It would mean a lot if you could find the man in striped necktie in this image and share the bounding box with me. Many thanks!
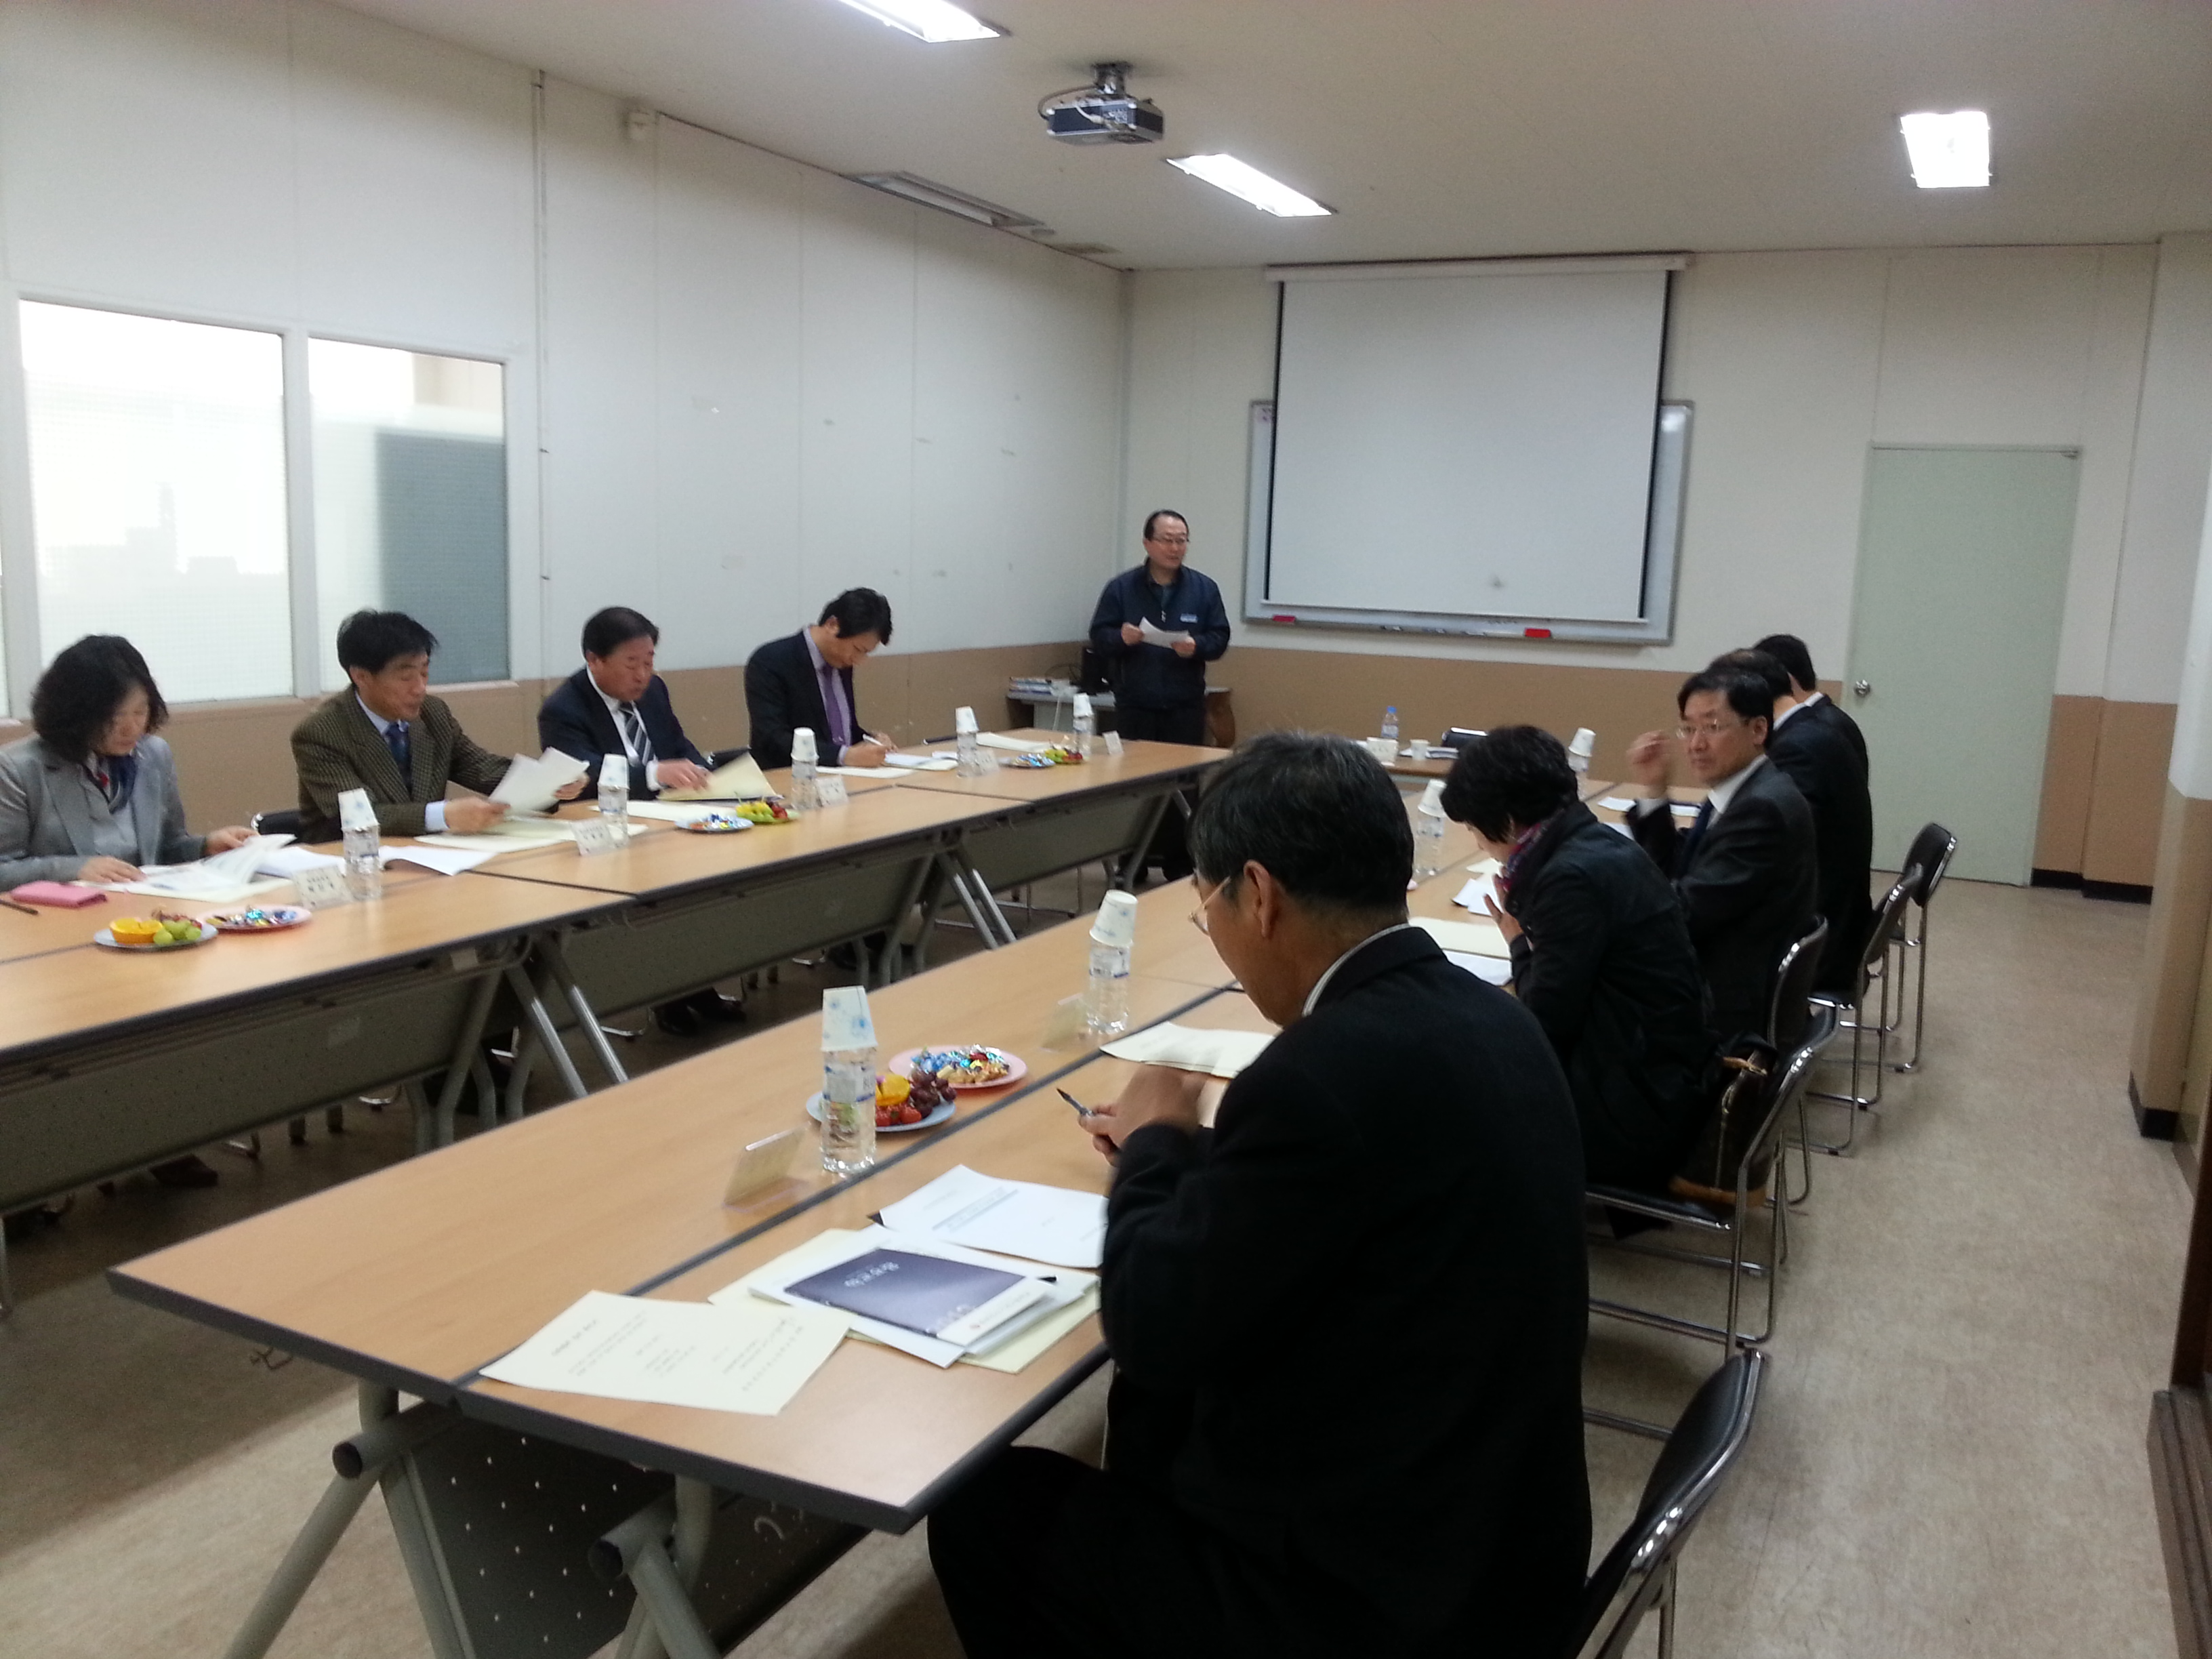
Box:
[537,607,716,802]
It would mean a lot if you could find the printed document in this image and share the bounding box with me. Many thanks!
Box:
[1452,874,1501,914]
[491,749,591,813]
[1101,1022,1276,1080]
[659,752,773,802]
[1446,949,1515,987]
[1138,619,1193,649]
[877,1166,1107,1269]
[1412,916,1511,960]
[479,1290,843,1416]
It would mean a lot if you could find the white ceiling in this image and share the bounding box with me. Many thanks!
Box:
[333,0,2212,269]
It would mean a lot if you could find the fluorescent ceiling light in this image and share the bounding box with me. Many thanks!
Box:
[1900,110,1990,188]
[846,172,1041,228]
[1166,154,1331,218]
[827,0,1001,43]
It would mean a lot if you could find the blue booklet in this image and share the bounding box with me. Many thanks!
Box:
[785,1249,1028,1341]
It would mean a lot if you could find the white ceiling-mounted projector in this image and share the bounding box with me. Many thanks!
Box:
[1039,63,1164,144]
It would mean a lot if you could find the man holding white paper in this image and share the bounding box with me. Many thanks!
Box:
[292,611,585,842]
[1084,510,1229,749]
[930,734,1591,1659]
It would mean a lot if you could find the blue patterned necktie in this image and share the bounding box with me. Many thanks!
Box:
[386,720,411,784]
[1679,798,1715,865]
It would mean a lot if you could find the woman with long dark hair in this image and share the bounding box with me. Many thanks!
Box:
[0,636,251,1189]
[0,634,251,888]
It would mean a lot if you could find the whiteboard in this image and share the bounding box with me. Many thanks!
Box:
[1250,264,1686,643]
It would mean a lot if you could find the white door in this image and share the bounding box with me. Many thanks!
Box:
[1844,447,2078,885]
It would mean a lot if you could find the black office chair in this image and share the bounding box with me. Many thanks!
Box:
[1565,1350,1766,1659]
[250,808,304,838]
[1766,919,1833,1202]
[1803,867,1921,1155]
[1437,726,1486,754]
[1889,823,1959,1074]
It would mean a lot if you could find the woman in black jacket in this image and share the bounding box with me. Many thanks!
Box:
[1443,726,1715,1195]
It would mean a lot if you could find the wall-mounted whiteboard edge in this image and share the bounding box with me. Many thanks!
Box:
[1264,253,1691,283]
[1242,401,1692,646]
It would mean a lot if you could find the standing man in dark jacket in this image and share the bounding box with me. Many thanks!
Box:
[1086,510,1230,745]
[1626,666,1819,1044]
[1754,632,1868,768]
[930,734,1590,1659]
[1719,647,1875,992]
[1443,726,1714,1195]
[537,607,714,800]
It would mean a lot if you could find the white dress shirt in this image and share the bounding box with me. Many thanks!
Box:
[1301,922,1421,1017]
[593,682,671,792]
[1771,689,1825,733]
[1632,752,1767,827]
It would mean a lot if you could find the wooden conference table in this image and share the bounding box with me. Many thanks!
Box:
[0,738,1223,1313]
[110,881,1264,1659]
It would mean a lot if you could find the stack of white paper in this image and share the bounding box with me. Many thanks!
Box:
[819,765,909,779]
[1452,874,1501,914]
[1446,950,1515,987]
[421,819,577,853]
[1413,916,1512,960]
[383,842,500,876]
[659,753,773,802]
[886,754,960,771]
[1137,619,1193,649]
[878,1166,1107,1268]
[1099,1023,1277,1080]
[723,1223,1094,1370]
[491,749,592,813]
[977,733,1053,754]
[479,1290,845,1415]
[114,834,298,902]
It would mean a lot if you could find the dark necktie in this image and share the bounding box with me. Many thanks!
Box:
[1679,798,1715,865]
[386,721,411,785]
[618,702,655,766]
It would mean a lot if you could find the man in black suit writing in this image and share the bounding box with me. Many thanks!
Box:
[537,607,714,799]
[930,733,1591,1659]
[743,588,894,770]
[1627,667,1818,1044]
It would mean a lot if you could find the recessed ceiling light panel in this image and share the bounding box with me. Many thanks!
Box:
[1167,154,1332,218]
[827,0,1001,44]
[1900,110,1990,188]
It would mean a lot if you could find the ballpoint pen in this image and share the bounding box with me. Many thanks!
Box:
[1056,1088,1094,1120]
[1,897,37,917]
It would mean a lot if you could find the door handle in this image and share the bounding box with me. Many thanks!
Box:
[1851,680,1872,699]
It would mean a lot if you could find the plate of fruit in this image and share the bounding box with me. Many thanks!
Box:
[726,798,794,825]
[888,1044,1026,1092]
[677,810,756,834]
[206,905,312,933]
[98,911,218,951]
[805,1069,956,1134]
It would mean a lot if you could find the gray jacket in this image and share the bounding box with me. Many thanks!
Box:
[0,733,205,886]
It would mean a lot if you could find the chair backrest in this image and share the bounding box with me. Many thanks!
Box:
[251,808,304,838]
[1766,917,1828,1050]
[1565,1349,1767,1658]
[1438,726,1486,753]
[1902,822,1957,909]
[1849,867,1921,999]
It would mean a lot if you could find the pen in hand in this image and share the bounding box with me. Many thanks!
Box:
[1,897,37,917]
[1057,1088,1094,1121]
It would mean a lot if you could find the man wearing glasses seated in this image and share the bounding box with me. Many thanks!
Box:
[1624,665,1818,1046]
[929,733,1592,1659]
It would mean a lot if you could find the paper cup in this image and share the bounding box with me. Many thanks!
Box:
[1364,737,1397,763]
[1090,890,1139,947]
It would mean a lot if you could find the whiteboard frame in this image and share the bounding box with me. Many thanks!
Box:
[1242,399,1692,645]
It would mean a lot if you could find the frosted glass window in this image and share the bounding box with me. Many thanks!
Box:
[310,341,507,689]
[20,302,291,702]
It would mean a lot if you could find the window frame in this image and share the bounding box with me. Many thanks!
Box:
[0,285,520,717]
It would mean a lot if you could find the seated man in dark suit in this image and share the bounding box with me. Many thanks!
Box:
[1626,666,1818,1044]
[1755,631,1868,767]
[1717,647,1875,993]
[1443,725,1714,1196]
[743,588,893,770]
[930,733,1591,1659]
[537,607,714,799]
[292,610,582,843]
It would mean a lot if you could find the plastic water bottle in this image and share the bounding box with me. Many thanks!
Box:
[1415,779,1448,878]
[1086,890,1138,1037]
[819,985,878,1175]
[338,787,382,902]
[1071,693,1097,760]
[955,705,987,778]
[790,726,820,813]
[1382,705,1400,747]
[597,753,630,839]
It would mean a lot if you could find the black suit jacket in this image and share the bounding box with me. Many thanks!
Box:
[1101,928,1590,1657]
[1767,705,1874,990]
[535,668,708,800]
[1631,759,1818,1044]
[1504,803,1715,1194]
[1807,693,1868,769]
[744,632,857,771]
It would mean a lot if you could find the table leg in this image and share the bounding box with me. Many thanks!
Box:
[219,1385,460,1659]
[430,968,505,1147]
[504,962,592,1102]
[961,857,1020,946]
[937,854,1002,951]
[538,935,631,1088]
[1111,792,1176,891]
